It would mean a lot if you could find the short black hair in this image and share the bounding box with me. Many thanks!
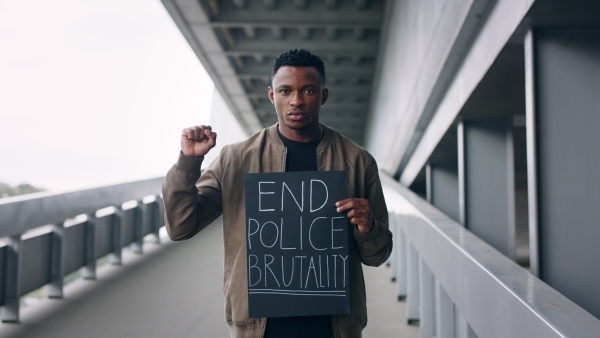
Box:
[272,49,326,84]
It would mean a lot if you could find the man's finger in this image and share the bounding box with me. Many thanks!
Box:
[350,217,368,226]
[206,130,217,147]
[187,127,198,140]
[185,128,195,140]
[347,209,369,219]
[336,199,368,213]
[336,198,368,207]
[182,125,213,141]
[200,125,213,140]
[195,126,206,141]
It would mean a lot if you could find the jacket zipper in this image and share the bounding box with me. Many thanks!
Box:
[316,147,320,171]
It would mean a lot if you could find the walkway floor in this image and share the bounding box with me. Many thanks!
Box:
[0,219,418,337]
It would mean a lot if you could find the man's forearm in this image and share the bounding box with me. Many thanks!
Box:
[162,157,204,241]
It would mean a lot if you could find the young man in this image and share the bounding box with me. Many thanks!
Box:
[162,49,392,338]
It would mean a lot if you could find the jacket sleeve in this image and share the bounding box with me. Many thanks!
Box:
[353,161,393,267]
[161,148,226,241]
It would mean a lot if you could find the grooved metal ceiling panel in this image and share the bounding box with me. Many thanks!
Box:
[161,0,387,145]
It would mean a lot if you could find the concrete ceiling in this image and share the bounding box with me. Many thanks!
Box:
[161,0,387,145]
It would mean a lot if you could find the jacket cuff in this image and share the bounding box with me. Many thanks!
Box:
[354,218,383,243]
[175,152,204,175]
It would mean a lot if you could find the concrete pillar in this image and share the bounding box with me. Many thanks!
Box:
[458,119,516,260]
[426,163,460,223]
[525,27,600,318]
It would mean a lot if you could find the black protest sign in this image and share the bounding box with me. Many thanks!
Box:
[244,171,349,318]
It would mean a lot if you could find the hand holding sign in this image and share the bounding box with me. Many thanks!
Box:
[181,125,217,158]
[336,198,373,233]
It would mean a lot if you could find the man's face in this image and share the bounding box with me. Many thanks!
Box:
[268,66,328,136]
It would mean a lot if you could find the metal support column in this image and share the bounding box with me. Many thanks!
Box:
[426,164,433,203]
[457,122,466,227]
[524,29,540,276]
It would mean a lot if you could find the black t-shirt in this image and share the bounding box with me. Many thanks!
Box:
[263,130,333,338]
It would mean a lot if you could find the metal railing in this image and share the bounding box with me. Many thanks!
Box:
[0,177,164,322]
[381,173,600,338]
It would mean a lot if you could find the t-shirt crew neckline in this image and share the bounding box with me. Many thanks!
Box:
[277,128,322,148]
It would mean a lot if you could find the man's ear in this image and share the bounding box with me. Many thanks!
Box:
[321,88,329,105]
[268,86,274,104]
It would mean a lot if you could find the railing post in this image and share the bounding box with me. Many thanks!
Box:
[152,195,163,243]
[388,213,397,282]
[48,223,65,298]
[110,208,122,265]
[435,280,455,338]
[83,214,97,279]
[396,226,407,301]
[419,259,434,337]
[1,234,22,322]
[132,200,143,254]
[406,242,420,325]
[142,196,153,245]
[455,308,477,338]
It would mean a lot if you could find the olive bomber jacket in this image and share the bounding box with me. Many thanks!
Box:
[162,123,393,338]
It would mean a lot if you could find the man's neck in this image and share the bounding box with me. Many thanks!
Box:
[278,124,322,142]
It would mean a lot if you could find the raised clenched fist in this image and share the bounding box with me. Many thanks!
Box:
[181,125,217,158]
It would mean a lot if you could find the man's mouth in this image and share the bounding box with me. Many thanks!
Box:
[288,111,306,121]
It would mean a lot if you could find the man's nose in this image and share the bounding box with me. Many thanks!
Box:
[290,92,303,106]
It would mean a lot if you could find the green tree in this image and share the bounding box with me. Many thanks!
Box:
[0,182,45,198]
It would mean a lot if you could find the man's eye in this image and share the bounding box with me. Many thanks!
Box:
[279,89,289,94]
[305,89,315,94]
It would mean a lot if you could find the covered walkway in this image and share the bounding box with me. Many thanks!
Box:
[0,218,418,338]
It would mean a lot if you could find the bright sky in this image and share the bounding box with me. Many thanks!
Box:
[0,0,214,192]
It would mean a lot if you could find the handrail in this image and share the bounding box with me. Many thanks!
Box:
[0,177,165,323]
[381,173,600,338]
[0,177,164,238]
